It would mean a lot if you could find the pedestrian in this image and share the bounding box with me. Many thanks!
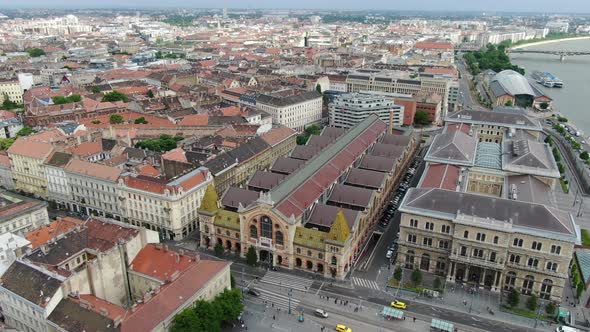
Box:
[403,316,406,320]
[273,315,275,320]
[272,303,274,308]
[413,317,416,323]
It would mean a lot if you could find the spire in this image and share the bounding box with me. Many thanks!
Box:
[328,210,350,243]
[199,184,219,213]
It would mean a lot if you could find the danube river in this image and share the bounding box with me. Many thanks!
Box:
[510,38,590,134]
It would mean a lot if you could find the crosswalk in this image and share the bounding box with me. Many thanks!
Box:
[352,277,380,290]
[259,271,314,293]
[255,287,301,312]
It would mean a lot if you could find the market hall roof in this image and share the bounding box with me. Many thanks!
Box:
[270,115,387,219]
[424,129,478,166]
[445,107,541,131]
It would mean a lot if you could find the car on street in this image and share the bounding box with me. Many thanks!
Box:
[390,300,407,309]
[247,288,261,297]
[336,324,352,332]
[315,309,329,318]
[386,249,393,259]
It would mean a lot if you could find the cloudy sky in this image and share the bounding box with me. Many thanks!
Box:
[1,0,589,13]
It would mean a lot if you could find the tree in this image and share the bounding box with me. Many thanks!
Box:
[190,300,222,332]
[414,111,431,126]
[16,126,35,137]
[504,100,513,107]
[246,246,257,266]
[410,269,422,287]
[507,288,520,308]
[316,84,322,94]
[1,97,21,110]
[552,148,561,162]
[214,289,244,323]
[102,90,128,102]
[26,48,45,57]
[540,102,549,110]
[90,86,101,94]
[433,277,442,291]
[134,116,148,124]
[545,302,556,316]
[214,242,224,258]
[52,94,81,105]
[576,282,585,299]
[171,307,202,332]
[91,120,101,124]
[0,138,15,150]
[557,162,565,174]
[147,89,154,98]
[544,136,553,145]
[526,294,538,312]
[109,114,124,124]
[393,266,403,282]
[230,274,236,288]
[580,151,589,161]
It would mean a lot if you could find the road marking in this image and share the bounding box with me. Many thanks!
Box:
[315,282,324,295]
[471,317,482,322]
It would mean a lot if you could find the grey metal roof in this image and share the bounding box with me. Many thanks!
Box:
[425,130,477,166]
[575,249,590,284]
[257,91,322,107]
[446,108,541,131]
[491,70,535,97]
[327,184,374,210]
[502,139,560,178]
[345,168,387,190]
[221,187,259,210]
[400,188,577,238]
[505,174,552,206]
[306,203,360,230]
[1,261,63,307]
[475,142,502,169]
[247,171,286,191]
[270,157,306,175]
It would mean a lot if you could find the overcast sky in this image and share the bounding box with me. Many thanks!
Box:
[1,0,590,13]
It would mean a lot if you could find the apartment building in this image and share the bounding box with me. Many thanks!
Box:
[199,116,417,280]
[397,188,577,303]
[0,191,48,236]
[119,167,212,240]
[346,70,452,116]
[0,80,23,104]
[65,159,122,220]
[256,91,322,131]
[44,152,73,209]
[329,93,404,129]
[8,139,55,198]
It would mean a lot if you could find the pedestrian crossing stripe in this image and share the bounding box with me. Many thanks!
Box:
[259,271,314,293]
[352,277,380,290]
[255,287,300,312]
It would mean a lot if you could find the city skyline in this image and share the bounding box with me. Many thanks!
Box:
[1,0,590,13]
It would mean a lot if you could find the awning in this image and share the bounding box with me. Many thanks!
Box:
[431,318,454,332]
[381,306,404,319]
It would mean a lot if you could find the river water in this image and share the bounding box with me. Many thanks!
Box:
[510,38,590,134]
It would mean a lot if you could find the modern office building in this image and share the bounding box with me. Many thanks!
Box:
[256,91,322,131]
[329,93,404,129]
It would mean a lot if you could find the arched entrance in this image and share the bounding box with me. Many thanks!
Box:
[317,263,324,273]
[330,268,337,278]
[204,237,211,248]
[259,250,273,267]
[420,254,430,271]
[469,266,482,284]
[484,273,494,289]
[235,243,241,254]
[277,255,283,265]
[306,261,313,270]
[296,258,302,268]
[225,240,232,250]
[455,268,465,281]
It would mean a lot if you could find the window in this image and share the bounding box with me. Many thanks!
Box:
[275,231,284,246]
[331,256,337,265]
[493,236,499,244]
[509,254,521,264]
[527,258,539,268]
[504,271,517,290]
[441,225,450,234]
[261,216,272,238]
[463,230,469,239]
[438,240,449,249]
[405,250,415,269]
[490,252,497,262]
[550,245,561,254]
[425,222,434,231]
[410,219,418,228]
[540,279,553,300]
[407,234,417,243]
[318,253,323,259]
[307,250,312,257]
[476,233,486,242]
[422,237,432,246]
[249,225,258,239]
[472,248,484,258]
[546,262,558,272]
[522,275,534,295]
[532,241,542,251]
[296,248,301,254]
[513,238,523,247]
[460,246,467,256]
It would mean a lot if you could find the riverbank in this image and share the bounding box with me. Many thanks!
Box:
[511,36,590,49]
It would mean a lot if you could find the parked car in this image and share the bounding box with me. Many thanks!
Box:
[314,309,329,318]
[386,250,393,259]
[248,288,261,297]
[390,300,407,309]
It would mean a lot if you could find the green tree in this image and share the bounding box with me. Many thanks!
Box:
[507,288,520,308]
[557,162,565,174]
[544,136,553,145]
[109,114,124,124]
[580,151,589,161]
[558,116,568,123]
[526,294,538,312]
[552,148,561,162]
[246,246,257,266]
[214,242,224,258]
[230,274,236,288]
[540,102,549,110]
[26,48,45,57]
[155,51,163,59]
[504,100,513,107]
[91,120,101,124]
[102,90,128,102]
[134,116,148,124]
[16,126,36,137]
[171,307,201,332]
[410,269,422,287]
[147,89,154,98]
[1,96,22,110]
[545,302,556,316]
[576,282,585,299]
[214,288,244,323]
[0,138,15,150]
[90,86,101,94]
[414,111,431,126]
[433,277,442,291]
[393,266,403,282]
[52,96,68,105]
[316,84,322,94]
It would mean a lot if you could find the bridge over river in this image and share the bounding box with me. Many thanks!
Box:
[508,48,590,61]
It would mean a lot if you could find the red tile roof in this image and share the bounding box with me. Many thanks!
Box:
[25,217,85,248]
[130,244,195,281]
[65,159,122,182]
[137,164,160,177]
[178,114,209,126]
[420,164,461,191]
[68,141,103,157]
[161,148,187,163]
[73,294,127,321]
[415,42,453,50]
[260,127,296,147]
[121,260,229,332]
[7,138,54,159]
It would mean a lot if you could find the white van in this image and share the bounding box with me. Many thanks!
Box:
[556,326,580,332]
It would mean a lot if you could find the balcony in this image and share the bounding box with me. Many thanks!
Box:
[450,252,504,270]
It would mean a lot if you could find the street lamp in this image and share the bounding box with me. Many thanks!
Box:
[288,288,293,314]
[534,300,544,328]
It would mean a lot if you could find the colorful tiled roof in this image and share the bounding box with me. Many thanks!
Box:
[328,210,350,243]
[294,227,326,250]
[199,184,219,213]
[214,210,240,230]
